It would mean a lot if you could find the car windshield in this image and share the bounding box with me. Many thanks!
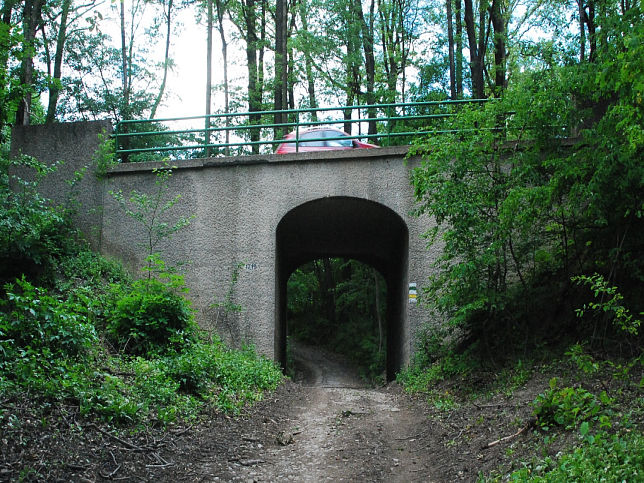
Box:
[294,129,353,148]
[297,130,327,147]
[323,130,353,147]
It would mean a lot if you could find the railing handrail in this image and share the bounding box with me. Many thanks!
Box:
[113,99,493,159]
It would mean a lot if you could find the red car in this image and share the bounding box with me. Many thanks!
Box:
[275,127,378,154]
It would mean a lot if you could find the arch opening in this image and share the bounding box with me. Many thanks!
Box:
[275,196,409,381]
[286,258,388,384]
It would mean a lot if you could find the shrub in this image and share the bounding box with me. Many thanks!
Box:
[106,277,196,355]
[507,430,643,481]
[0,156,74,283]
[532,378,614,431]
[0,277,97,364]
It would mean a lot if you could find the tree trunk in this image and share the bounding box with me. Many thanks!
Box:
[321,258,336,327]
[578,0,586,61]
[16,0,44,125]
[463,0,485,98]
[455,0,463,96]
[0,2,14,134]
[46,0,71,123]
[344,24,360,135]
[242,0,261,153]
[489,0,506,96]
[299,0,318,121]
[205,0,213,155]
[274,0,288,138]
[373,268,383,353]
[447,0,456,99]
[354,0,376,135]
[150,0,174,119]
[215,0,230,154]
[119,0,130,120]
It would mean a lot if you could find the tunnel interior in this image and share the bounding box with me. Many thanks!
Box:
[275,196,409,381]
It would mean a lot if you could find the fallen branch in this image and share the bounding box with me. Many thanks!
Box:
[99,464,121,479]
[146,463,175,468]
[482,419,535,449]
[88,424,142,451]
[473,402,508,409]
[229,458,265,466]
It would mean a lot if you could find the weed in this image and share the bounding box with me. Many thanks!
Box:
[532,378,614,431]
[505,430,643,481]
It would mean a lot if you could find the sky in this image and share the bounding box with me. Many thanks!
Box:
[96,2,240,120]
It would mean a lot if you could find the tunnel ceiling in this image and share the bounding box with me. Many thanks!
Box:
[276,196,408,278]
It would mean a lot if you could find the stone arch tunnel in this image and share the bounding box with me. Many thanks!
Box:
[275,197,409,380]
[11,121,441,377]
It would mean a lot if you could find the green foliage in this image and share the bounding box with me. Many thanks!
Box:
[506,430,643,482]
[565,344,600,375]
[287,258,387,383]
[78,341,282,423]
[106,275,195,356]
[532,378,614,431]
[0,263,282,425]
[92,131,118,179]
[0,277,97,364]
[0,155,73,283]
[0,150,281,433]
[397,348,475,394]
[573,273,642,336]
[409,7,644,357]
[110,160,194,272]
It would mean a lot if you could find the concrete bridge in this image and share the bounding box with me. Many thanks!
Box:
[11,121,438,379]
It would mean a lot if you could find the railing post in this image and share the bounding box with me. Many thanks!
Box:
[205,114,211,157]
[295,111,300,153]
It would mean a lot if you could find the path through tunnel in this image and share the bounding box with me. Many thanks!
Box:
[275,197,409,381]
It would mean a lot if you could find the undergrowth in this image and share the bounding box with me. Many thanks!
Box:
[399,332,643,481]
[0,155,283,433]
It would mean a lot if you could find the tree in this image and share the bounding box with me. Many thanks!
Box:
[15,0,44,125]
[273,0,287,136]
[295,0,318,120]
[410,1,643,354]
[149,0,176,118]
[378,0,418,103]
[205,0,213,154]
[45,0,71,122]
[230,0,268,153]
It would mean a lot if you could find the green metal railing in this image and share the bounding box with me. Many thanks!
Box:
[113,99,489,161]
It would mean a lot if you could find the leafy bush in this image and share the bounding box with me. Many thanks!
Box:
[397,349,475,394]
[507,430,643,481]
[76,342,282,423]
[532,378,613,431]
[409,12,644,359]
[0,153,282,430]
[0,277,97,363]
[106,276,196,355]
[0,156,74,283]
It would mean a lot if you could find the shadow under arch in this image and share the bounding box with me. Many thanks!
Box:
[275,196,409,381]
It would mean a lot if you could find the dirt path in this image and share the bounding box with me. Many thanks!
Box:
[217,343,435,482]
[3,342,548,481]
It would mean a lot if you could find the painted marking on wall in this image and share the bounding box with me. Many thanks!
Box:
[244,263,259,271]
[409,282,417,303]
